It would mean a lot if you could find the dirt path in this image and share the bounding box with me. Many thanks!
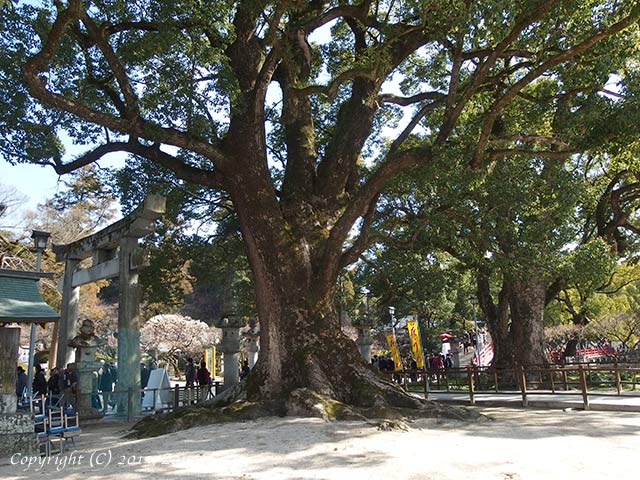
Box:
[1,407,639,479]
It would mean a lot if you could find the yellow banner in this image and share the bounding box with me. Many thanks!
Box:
[406,319,425,368]
[205,347,216,378]
[385,333,402,371]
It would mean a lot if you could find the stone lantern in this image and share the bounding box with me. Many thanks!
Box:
[68,319,104,419]
[352,300,374,363]
[214,295,247,389]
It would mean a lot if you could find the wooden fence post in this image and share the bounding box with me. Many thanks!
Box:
[614,360,622,396]
[467,367,475,405]
[578,365,590,410]
[423,369,429,400]
[519,366,528,407]
[174,384,180,411]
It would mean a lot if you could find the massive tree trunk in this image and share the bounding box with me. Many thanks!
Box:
[477,272,513,369]
[225,161,415,409]
[508,278,548,367]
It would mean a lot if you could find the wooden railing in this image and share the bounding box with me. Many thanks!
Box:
[382,362,640,410]
[71,382,224,420]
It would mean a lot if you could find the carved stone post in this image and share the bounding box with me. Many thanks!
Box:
[0,327,35,457]
[0,328,19,415]
[68,319,104,419]
[353,301,374,363]
[245,317,260,369]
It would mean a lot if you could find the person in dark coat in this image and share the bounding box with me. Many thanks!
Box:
[185,358,196,387]
[240,361,250,380]
[197,360,210,386]
[197,360,211,400]
[16,366,28,399]
[32,364,48,396]
[47,367,62,396]
[98,363,114,413]
[140,362,151,389]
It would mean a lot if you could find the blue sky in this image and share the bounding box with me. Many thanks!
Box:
[0,161,64,219]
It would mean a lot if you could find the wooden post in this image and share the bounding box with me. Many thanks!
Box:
[579,365,590,410]
[614,360,621,396]
[493,370,499,393]
[562,369,568,390]
[423,369,428,400]
[174,384,180,411]
[467,367,475,405]
[519,366,528,407]
[538,368,543,389]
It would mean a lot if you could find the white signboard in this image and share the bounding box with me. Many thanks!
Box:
[141,368,171,410]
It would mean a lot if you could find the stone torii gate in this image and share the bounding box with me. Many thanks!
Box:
[53,195,165,416]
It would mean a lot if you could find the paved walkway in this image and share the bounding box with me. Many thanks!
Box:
[423,390,640,412]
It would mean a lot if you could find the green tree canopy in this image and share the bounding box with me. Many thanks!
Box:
[2,1,639,411]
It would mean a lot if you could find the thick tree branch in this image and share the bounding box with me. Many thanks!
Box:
[388,102,440,155]
[79,12,140,122]
[48,141,225,190]
[22,0,228,171]
[490,135,570,148]
[471,6,640,167]
[339,194,380,268]
[378,91,445,106]
[437,0,559,144]
[297,68,378,99]
[320,146,432,285]
[488,149,574,161]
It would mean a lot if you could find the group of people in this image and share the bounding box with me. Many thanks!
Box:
[371,355,397,371]
[15,364,78,402]
[96,361,118,413]
[371,352,454,372]
[184,357,211,387]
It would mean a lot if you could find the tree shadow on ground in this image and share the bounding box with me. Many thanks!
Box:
[1,406,639,479]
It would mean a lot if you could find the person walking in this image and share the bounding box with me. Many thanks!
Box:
[197,360,211,400]
[98,362,114,414]
[32,364,47,397]
[15,366,27,400]
[185,357,196,388]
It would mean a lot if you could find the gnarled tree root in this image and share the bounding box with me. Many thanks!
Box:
[128,382,485,439]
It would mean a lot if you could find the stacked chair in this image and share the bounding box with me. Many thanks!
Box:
[30,394,81,456]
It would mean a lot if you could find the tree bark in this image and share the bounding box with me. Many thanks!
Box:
[477,272,513,368]
[508,278,548,366]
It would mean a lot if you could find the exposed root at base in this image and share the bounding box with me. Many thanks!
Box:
[128,385,485,439]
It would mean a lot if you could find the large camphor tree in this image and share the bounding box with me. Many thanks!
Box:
[2,1,639,410]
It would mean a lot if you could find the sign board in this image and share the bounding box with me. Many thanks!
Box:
[142,368,171,410]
